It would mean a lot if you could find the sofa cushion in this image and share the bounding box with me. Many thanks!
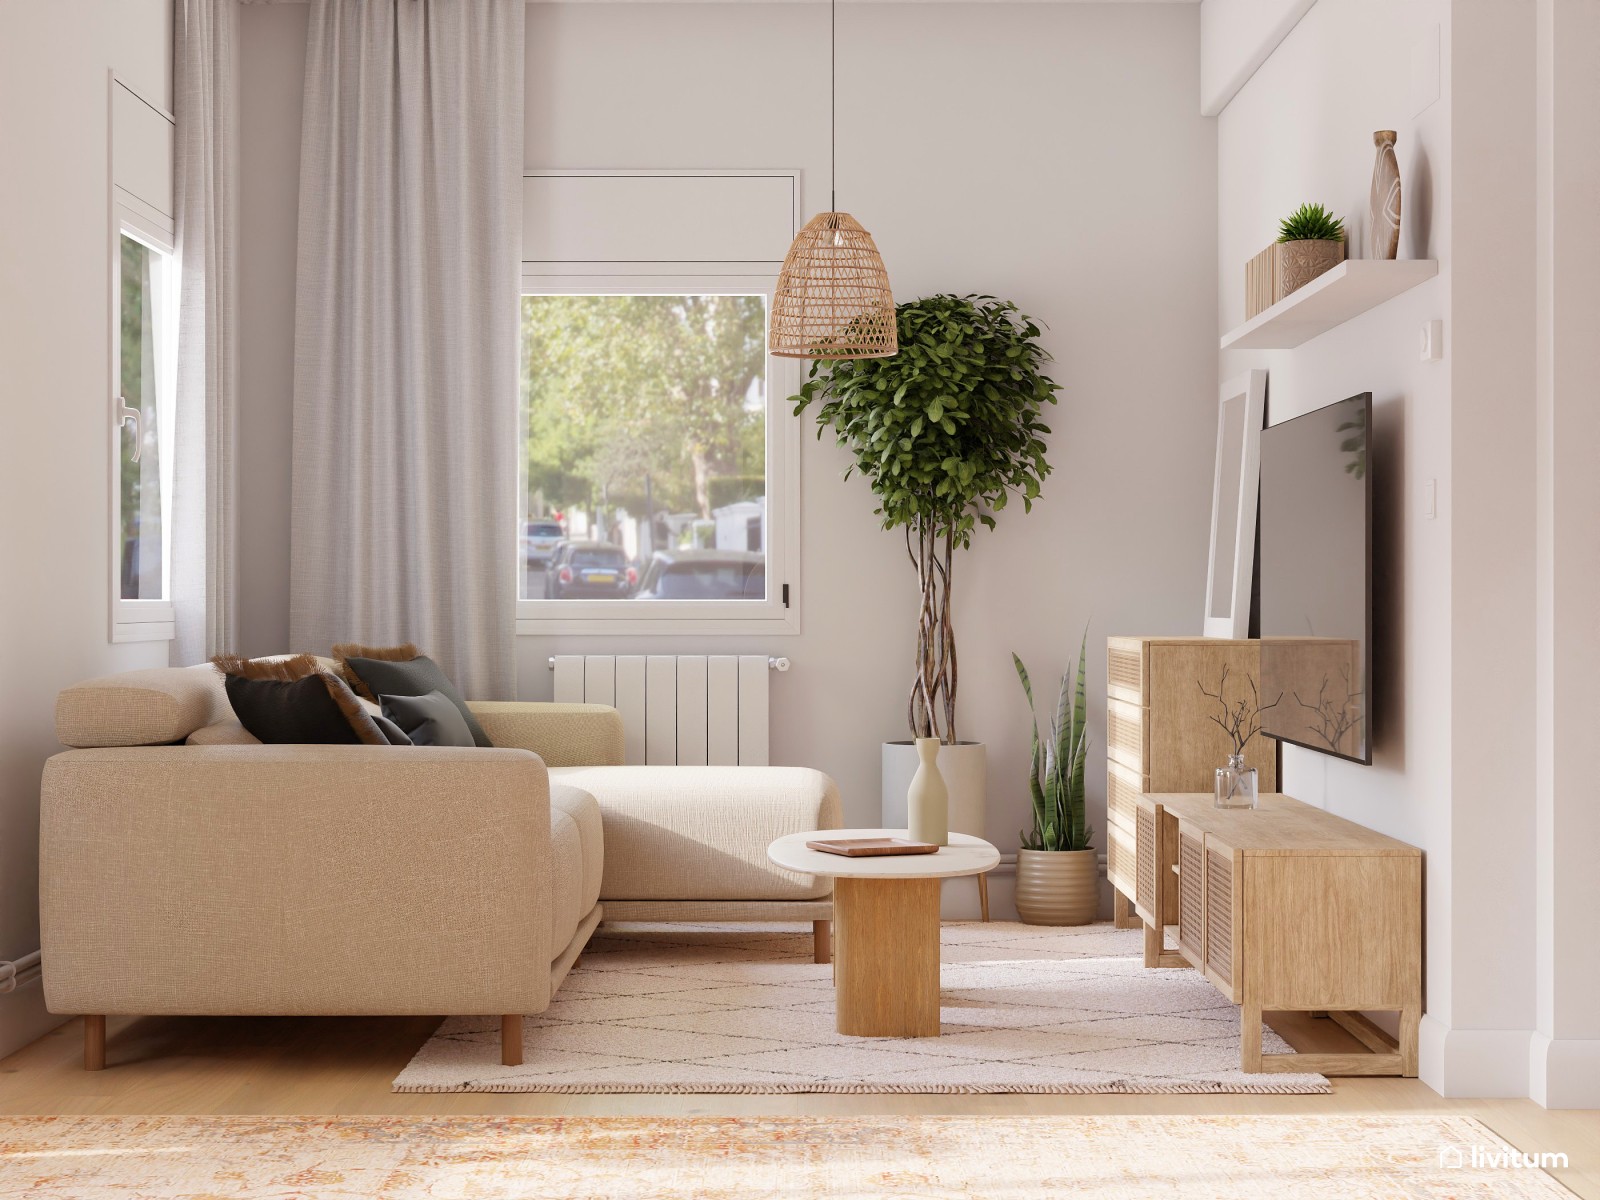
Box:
[549,766,841,903]
[56,665,229,748]
[186,719,262,746]
[550,784,601,915]
[548,784,604,955]
[466,702,624,767]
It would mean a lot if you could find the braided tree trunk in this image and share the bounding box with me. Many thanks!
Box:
[906,518,957,744]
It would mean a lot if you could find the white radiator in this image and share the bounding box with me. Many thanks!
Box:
[549,655,787,766]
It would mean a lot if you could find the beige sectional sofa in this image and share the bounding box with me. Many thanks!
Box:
[42,662,840,1069]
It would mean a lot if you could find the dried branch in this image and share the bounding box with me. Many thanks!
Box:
[1196,666,1281,755]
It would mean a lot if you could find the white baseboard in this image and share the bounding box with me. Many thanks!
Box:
[1420,1015,1535,1097]
[1529,1032,1600,1108]
[0,976,67,1062]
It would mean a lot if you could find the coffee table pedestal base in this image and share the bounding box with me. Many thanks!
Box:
[833,875,941,1037]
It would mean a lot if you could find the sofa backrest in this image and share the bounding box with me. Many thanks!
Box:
[54,654,337,748]
[56,665,231,748]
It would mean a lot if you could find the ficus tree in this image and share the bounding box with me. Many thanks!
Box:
[792,294,1060,744]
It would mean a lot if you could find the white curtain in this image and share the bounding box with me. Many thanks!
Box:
[289,0,523,700]
[171,0,239,665]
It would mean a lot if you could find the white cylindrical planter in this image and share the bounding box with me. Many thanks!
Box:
[883,741,986,837]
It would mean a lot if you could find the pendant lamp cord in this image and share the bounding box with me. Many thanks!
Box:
[830,0,836,213]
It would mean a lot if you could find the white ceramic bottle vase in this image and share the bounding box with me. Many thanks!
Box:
[906,737,949,846]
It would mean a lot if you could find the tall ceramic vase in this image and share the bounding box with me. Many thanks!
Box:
[1369,130,1402,259]
[906,737,949,846]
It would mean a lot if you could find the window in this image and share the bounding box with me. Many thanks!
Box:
[516,285,797,633]
[111,218,176,640]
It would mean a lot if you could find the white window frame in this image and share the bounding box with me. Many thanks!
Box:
[108,72,177,644]
[109,204,178,643]
[518,170,806,643]
[514,169,802,637]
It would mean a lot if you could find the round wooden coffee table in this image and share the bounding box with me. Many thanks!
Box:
[768,828,1000,1038]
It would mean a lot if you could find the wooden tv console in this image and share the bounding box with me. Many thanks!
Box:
[1134,791,1421,1076]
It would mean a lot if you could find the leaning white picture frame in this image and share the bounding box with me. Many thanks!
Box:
[1203,369,1268,639]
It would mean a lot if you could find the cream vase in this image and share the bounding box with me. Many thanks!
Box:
[1014,848,1098,925]
[882,741,986,840]
[905,737,949,846]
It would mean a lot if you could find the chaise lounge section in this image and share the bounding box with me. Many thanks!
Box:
[41,663,840,1069]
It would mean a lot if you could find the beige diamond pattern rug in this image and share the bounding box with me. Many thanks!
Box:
[393,922,1331,1094]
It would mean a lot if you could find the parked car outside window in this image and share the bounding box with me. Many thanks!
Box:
[521,520,566,567]
[634,550,764,600]
[544,541,637,599]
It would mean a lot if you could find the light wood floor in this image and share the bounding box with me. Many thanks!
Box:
[0,1010,1594,1195]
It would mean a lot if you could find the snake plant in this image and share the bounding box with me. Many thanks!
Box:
[1014,629,1093,852]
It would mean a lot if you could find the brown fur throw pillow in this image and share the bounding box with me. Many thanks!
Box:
[331,642,420,702]
[211,652,322,682]
[211,654,394,746]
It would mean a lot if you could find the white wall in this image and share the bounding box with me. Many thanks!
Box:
[1216,0,1454,960]
[1218,0,1599,1107]
[1530,0,1600,1111]
[0,0,174,1058]
[236,2,1219,919]
[1198,0,1316,115]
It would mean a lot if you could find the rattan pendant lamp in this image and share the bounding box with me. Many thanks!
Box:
[768,0,897,359]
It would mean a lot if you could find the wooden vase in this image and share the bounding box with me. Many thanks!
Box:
[1369,130,1402,259]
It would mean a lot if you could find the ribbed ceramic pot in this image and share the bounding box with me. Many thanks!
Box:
[1015,848,1098,926]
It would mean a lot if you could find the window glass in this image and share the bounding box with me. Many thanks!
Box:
[118,233,165,601]
[519,294,767,602]
[572,547,626,568]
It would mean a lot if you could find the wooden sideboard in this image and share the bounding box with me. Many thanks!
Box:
[1105,637,1277,926]
[1133,791,1421,1076]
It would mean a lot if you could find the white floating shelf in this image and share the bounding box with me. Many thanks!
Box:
[1220,258,1439,351]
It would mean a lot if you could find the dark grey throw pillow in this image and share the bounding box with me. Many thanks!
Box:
[371,713,414,746]
[380,690,476,747]
[341,654,492,747]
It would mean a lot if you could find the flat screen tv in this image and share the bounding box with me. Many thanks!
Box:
[1257,392,1372,765]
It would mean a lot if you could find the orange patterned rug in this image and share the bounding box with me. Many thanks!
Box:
[0,1114,1574,1198]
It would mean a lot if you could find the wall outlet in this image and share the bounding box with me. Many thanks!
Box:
[1420,319,1444,362]
[1424,478,1437,520]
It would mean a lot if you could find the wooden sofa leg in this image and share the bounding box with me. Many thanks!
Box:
[83,1015,106,1071]
[813,920,832,964]
[501,1015,523,1067]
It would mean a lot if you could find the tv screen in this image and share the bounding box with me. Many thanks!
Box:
[1257,393,1372,764]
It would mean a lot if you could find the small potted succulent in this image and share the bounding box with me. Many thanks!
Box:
[1245,203,1349,319]
[1276,202,1346,296]
[1012,631,1097,925]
